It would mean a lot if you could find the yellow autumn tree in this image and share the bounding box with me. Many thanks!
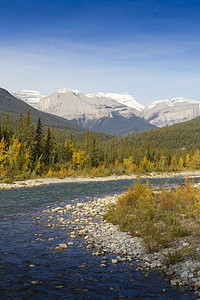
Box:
[35,154,44,175]
[185,154,190,168]
[178,156,183,170]
[72,150,87,169]
[170,155,177,170]
[190,150,200,169]
[140,156,150,172]
[123,157,133,169]
[0,137,7,177]
[6,138,21,171]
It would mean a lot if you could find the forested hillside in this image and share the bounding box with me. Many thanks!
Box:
[123,116,200,150]
[1,106,200,182]
[0,88,85,136]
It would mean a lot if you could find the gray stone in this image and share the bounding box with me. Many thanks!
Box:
[86,244,93,251]
[58,243,68,249]
[195,281,200,288]
[182,242,189,247]
[111,259,118,264]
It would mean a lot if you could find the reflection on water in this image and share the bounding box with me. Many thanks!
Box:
[0,177,199,299]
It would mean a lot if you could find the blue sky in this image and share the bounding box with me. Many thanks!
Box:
[0,0,200,105]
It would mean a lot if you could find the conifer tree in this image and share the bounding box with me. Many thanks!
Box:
[33,116,44,163]
[3,115,13,144]
[43,127,51,166]
[16,113,24,141]
[21,110,35,147]
[56,135,66,163]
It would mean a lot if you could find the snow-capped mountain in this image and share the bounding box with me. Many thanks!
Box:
[13,87,200,134]
[36,88,155,136]
[86,92,144,113]
[140,97,200,127]
[12,90,45,106]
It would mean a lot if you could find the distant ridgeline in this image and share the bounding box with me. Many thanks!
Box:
[0,88,87,137]
[13,88,156,137]
[1,87,200,180]
[13,88,200,135]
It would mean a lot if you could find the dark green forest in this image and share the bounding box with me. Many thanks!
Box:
[1,107,200,182]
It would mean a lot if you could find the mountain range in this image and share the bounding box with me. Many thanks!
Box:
[13,88,155,136]
[12,88,200,136]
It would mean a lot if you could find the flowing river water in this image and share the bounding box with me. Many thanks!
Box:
[0,177,199,299]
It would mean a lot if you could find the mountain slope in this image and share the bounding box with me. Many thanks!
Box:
[0,88,85,134]
[37,88,155,137]
[12,90,45,106]
[140,97,200,127]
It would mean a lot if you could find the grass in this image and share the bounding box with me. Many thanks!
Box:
[163,247,197,266]
[105,178,200,253]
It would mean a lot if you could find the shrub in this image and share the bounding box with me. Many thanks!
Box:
[105,179,199,253]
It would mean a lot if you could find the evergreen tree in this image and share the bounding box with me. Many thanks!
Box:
[16,113,24,141]
[23,110,35,147]
[89,136,98,167]
[33,116,44,164]
[56,135,66,163]
[3,115,13,144]
[43,127,57,167]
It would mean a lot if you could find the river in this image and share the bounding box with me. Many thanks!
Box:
[0,177,199,299]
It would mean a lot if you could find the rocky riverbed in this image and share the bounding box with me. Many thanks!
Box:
[2,169,200,190]
[38,194,200,298]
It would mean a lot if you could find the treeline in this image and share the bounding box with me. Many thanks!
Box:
[0,110,113,181]
[1,111,200,182]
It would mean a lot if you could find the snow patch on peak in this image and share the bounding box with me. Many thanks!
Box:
[146,97,199,110]
[86,92,144,111]
[87,92,109,98]
[105,93,144,111]
[12,90,45,104]
[170,97,198,104]
[146,99,172,109]
[57,88,83,95]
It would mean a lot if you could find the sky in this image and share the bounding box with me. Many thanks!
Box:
[0,0,200,106]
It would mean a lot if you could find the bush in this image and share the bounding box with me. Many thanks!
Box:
[105,179,200,253]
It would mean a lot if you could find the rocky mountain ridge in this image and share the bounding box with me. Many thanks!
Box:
[141,97,200,127]
[34,88,155,136]
[13,88,200,133]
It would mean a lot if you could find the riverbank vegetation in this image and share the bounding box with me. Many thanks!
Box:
[1,111,200,182]
[105,178,200,254]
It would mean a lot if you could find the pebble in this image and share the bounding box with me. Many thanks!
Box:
[180,271,189,278]
[111,259,118,264]
[41,193,200,297]
[31,281,39,285]
[58,243,68,249]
